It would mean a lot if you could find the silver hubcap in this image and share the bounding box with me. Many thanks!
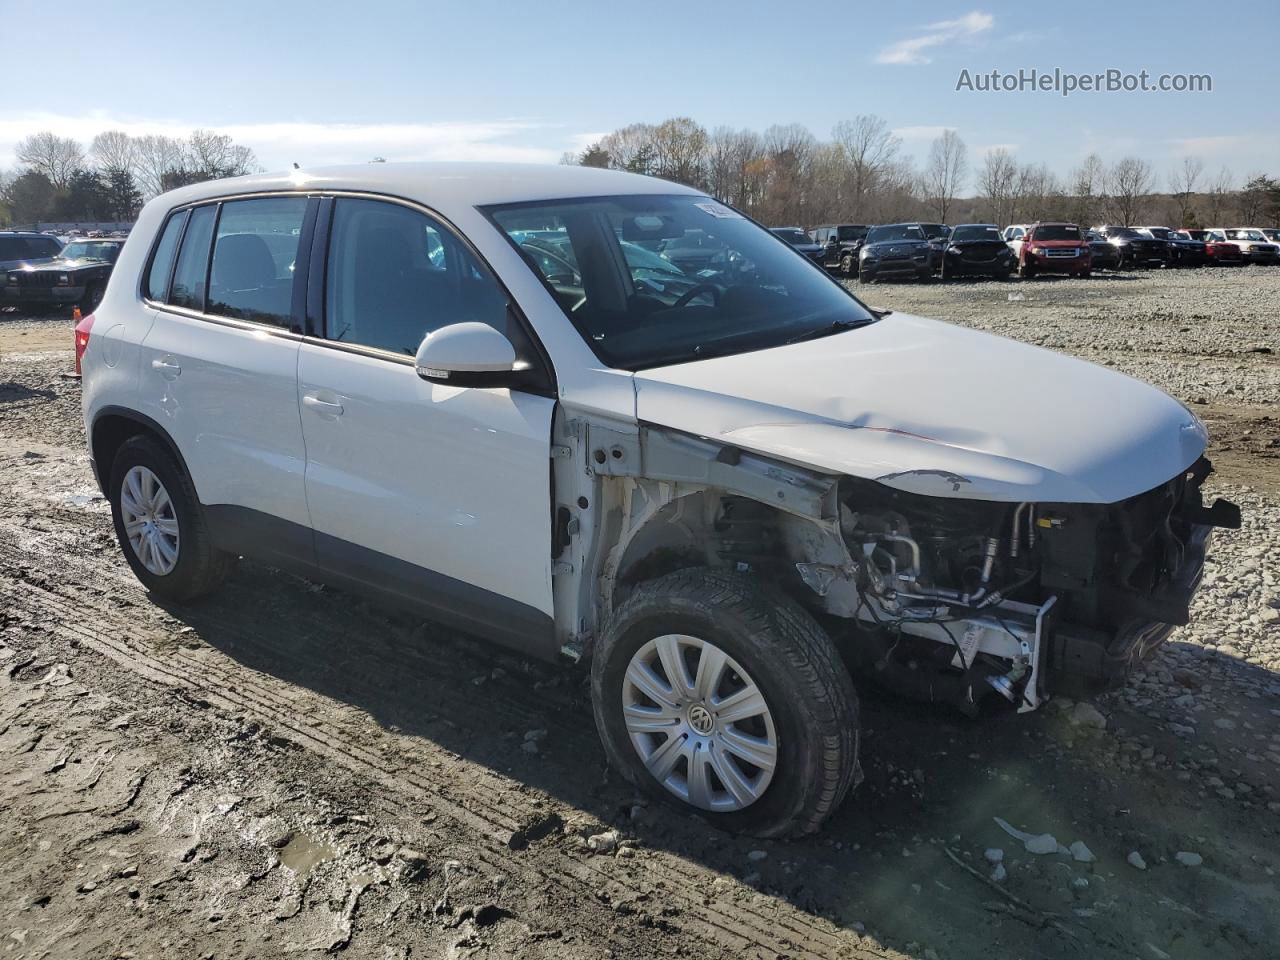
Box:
[621,634,778,813]
[120,465,179,575]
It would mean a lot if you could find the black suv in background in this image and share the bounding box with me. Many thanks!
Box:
[1094,226,1168,268]
[857,223,935,283]
[938,224,1015,279]
[769,226,825,263]
[0,231,63,274]
[1141,227,1206,267]
[810,223,870,275]
[0,238,124,313]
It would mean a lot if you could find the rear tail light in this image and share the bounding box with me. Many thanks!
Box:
[74,310,95,376]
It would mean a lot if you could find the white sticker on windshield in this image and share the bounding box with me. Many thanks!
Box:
[694,201,744,219]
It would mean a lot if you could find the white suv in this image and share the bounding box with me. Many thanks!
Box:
[79,163,1239,836]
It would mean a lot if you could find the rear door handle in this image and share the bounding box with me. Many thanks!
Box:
[151,357,181,379]
[302,393,344,416]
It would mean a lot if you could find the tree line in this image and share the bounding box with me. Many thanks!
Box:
[565,117,1280,229]
[0,129,259,226]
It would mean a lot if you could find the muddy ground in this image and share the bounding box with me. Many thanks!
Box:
[1,267,1278,960]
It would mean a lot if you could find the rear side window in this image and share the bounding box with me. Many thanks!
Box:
[169,205,217,310]
[208,197,306,328]
[323,197,519,357]
[146,211,188,301]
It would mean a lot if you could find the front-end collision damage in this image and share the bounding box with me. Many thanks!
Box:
[556,413,1240,718]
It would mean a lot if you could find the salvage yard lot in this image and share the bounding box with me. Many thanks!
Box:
[1,268,1277,960]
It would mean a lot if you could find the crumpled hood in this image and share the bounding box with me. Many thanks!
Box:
[633,312,1207,504]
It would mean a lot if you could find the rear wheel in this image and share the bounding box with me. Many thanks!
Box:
[592,569,860,837]
[109,434,233,602]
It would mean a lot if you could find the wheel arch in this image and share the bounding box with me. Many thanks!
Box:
[90,407,195,498]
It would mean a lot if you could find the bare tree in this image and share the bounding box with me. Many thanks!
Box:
[923,130,968,222]
[1067,154,1106,228]
[1204,167,1233,226]
[649,117,708,187]
[14,132,85,189]
[599,123,659,175]
[133,135,188,197]
[1167,156,1204,227]
[978,148,1018,226]
[1105,156,1154,226]
[90,131,138,176]
[186,129,257,178]
[830,115,900,221]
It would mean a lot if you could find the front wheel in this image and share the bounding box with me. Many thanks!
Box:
[839,253,855,276]
[592,569,860,837]
[1018,261,1036,279]
[80,282,105,312]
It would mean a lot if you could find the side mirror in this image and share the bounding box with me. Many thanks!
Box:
[414,322,524,388]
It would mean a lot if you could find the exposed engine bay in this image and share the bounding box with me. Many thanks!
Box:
[803,460,1241,715]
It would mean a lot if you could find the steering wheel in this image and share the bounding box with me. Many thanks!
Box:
[673,282,721,309]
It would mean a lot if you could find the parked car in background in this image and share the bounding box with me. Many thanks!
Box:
[1262,228,1280,246]
[857,223,935,283]
[0,237,124,313]
[0,231,63,275]
[1094,226,1168,269]
[1000,224,1033,258]
[918,223,950,255]
[937,224,1015,279]
[1182,230,1244,266]
[1215,228,1280,264]
[78,162,1238,836]
[1013,222,1091,278]
[1140,227,1206,267]
[769,226,825,263]
[1086,231,1122,270]
[810,223,870,275]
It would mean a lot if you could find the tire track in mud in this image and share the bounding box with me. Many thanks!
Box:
[0,523,897,960]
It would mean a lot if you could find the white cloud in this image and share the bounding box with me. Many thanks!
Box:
[876,12,994,65]
[0,111,587,172]
[974,142,1019,157]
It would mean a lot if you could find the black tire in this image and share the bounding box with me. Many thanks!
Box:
[80,282,105,312]
[1018,261,1036,279]
[839,253,855,276]
[592,569,860,838]
[996,267,1013,281]
[108,434,233,602]
[857,270,874,284]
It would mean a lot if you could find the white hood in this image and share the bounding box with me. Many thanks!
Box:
[633,312,1207,503]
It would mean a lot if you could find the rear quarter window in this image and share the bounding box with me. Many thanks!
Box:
[145,210,189,302]
[169,205,217,311]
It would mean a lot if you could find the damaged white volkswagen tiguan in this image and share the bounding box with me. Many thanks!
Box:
[79,163,1240,837]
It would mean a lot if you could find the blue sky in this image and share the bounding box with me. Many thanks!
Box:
[2,0,1276,189]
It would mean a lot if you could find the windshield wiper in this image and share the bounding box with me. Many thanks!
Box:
[783,316,876,346]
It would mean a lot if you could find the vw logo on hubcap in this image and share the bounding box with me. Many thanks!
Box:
[687,704,714,735]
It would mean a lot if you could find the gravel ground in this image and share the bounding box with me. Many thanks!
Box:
[0,268,1277,960]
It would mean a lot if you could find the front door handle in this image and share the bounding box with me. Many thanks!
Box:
[302,393,345,416]
[151,357,181,379]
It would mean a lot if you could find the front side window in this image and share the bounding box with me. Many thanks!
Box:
[169,204,217,311]
[324,198,523,358]
[208,197,306,328]
[146,210,188,301]
[488,194,876,370]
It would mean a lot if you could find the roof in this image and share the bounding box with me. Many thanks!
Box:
[0,230,54,238]
[153,162,704,215]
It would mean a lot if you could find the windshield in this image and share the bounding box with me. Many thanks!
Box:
[60,241,121,262]
[487,194,876,370]
[770,228,812,245]
[866,224,924,243]
[1033,225,1081,241]
[1229,229,1266,241]
[836,225,868,242]
[1145,228,1172,239]
[951,225,1002,242]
